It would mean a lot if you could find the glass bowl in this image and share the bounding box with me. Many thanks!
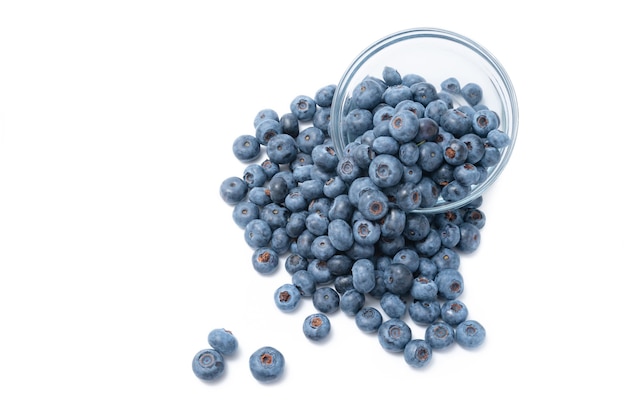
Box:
[329,27,519,214]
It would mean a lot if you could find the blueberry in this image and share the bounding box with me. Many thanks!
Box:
[291,269,316,297]
[457,222,481,253]
[305,211,329,236]
[382,66,402,86]
[351,258,376,293]
[377,318,412,353]
[402,212,431,242]
[313,107,332,133]
[439,108,472,137]
[403,339,432,368]
[295,229,316,259]
[383,84,413,107]
[232,134,261,162]
[440,77,461,94]
[352,78,384,110]
[242,164,268,189]
[323,176,347,199]
[260,158,280,179]
[389,109,419,143]
[432,247,460,271]
[336,155,363,183]
[260,202,289,230]
[327,218,354,251]
[486,129,511,148]
[408,300,441,325]
[424,99,449,124]
[192,348,225,381]
[247,186,271,206]
[314,84,336,108]
[283,188,307,212]
[443,138,469,166]
[395,181,422,212]
[380,292,407,319]
[398,142,420,166]
[296,126,325,154]
[371,135,400,155]
[249,346,285,383]
[311,144,339,172]
[274,283,302,312]
[352,217,381,246]
[435,268,464,300]
[440,300,469,326]
[244,219,273,249]
[368,154,404,188]
[328,193,354,222]
[415,229,442,257]
[415,117,439,142]
[255,118,283,146]
[285,253,308,275]
[425,322,455,350]
[438,222,461,249]
[383,263,413,296]
[461,82,483,106]
[219,176,248,205]
[392,247,420,273]
[232,201,259,229]
[411,82,438,106]
[253,108,279,128]
[402,73,426,87]
[208,328,239,356]
[418,141,444,173]
[251,247,279,275]
[280,112,300,138]
[463,208,486,229]
[270,227,292,255]
[355,306,383,333]
[266,133,298,165]
[290,94,317,122]
[311,235,336,261]
[410,276,438,301]
[415,177,440,208]
[357,189,390,221]
[380,205,406,239]
[456,320,486,348]
[479,144,501,167]
[340,288,366,316]
[417,257,438,280]
[395,99,425,118]
[312,286,340,314]
[453,163,481,186]
[334,274,354,295]
[472,109,499,137]
[285,211,308,238]
[308,258,333,285]
[303,313,332,341]
[372,105,396,127]
[345,108,374,139]
[326,254,353,276]
[300,179,325,201]
[441,181,470,202]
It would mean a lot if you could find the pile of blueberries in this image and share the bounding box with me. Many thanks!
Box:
[210,66,510,377]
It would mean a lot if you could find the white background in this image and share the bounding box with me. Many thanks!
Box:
[1,1,624,416]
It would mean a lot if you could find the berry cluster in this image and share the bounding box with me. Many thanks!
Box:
[216,67,503,373]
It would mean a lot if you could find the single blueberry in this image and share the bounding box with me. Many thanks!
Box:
[378,318,412,353]
[410,276,438,301]
[303,313,331,341]
[251,247,279,275]
[461,82,483,106]
[253,108,279,128]
[274,283,302,312]
[232,134,261,162]
[244,219,273,249]
[312,286,340,314]
[351,258,376,293]
[408,300,441,325]
[383,263,413,296]
[328,218,354,252]
[249,346,285,383]
[291,269,316,297]
[232,201,259,229]
[314,84,336,108]
[290,94,317,122]
[380,292,407,319]
[355,306,384,333]
[456,320,486,348]
[208,328,239,356]
[266,133,298,165]
[440,299,469,326]
[418,141,444,173]
[296,126,325,154]
[472,109,500,137]
[440,77,461,94]
[280,112,300,138]
[403,339,432,369]
[340,288,366,316]
[411,82,438,106]
[457,222,481,253]
[192,348,225,381]
[435,268,464,300]
[425,322,455,350]
[255,118,283,146]
[219,176,248,205]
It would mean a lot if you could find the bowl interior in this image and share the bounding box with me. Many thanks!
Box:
[329,28,519,213]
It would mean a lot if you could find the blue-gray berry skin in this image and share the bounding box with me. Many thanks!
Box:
[296,126,325,154]
[404,339,432,368]
[192,348,225,381]
[266,133,298,165]
[408,300,441,325]
[311,235,336,261]
[472,109,499,137]
[358,188,390,222]
[326,254,353,277]
[415,177,440,208]
[274,283,302,312]
[440,77,461,94]
[253,108,279,128]
[438,222,461,249]
[232,201,259,229]
[334,274,355,295]
[463,208,486,229]
[280,112,300,138]
[251,247,279,275]
[351,258,376,293]
[439,108,472,137]
[435,268,464,300]
[382,66,402,86]
[232,134,261,162]
[312,286,340,314]
[432,247,460,271]
[411,81,438,106]
[247,186,271,206]
[410,276,438,301]
[392,247,420,273]
[355,306,383,333]
[249,346,285,383]
[380,206,406,239]
[440,300,469,326]
[425,322,455,350]
[368,154,404,188]
[380,292,407,319]
[457,222,481,253]
[371,135,400,155]
[208,328,239,356]
[389,109,419,143]
[460,133,486,164]
[383,263,414,296]
[456,320,486,348]
[314,84,336,108]
[461,82,483,106]
[352,218,381,246]
[255,118,283,146]
[323,176,347,199]
[219,176,248,205]
[441,180,470,203]
[345,108,374,139]
[486,129,511,148]
[244,219,272,249]
[340,288,365,316]
[291,269,316,297]
[328,219,354,252]
[285,253,308,275]
[290,95,317,122]
[352,78,384,110]
[424,99,449,124]
[308,258,333,285]
[378,318,412,353]
[415,229,442,258]
[303,313,331,341]
[418,141,444,173]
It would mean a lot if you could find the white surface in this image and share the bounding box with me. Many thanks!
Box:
[1,1,624,416]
